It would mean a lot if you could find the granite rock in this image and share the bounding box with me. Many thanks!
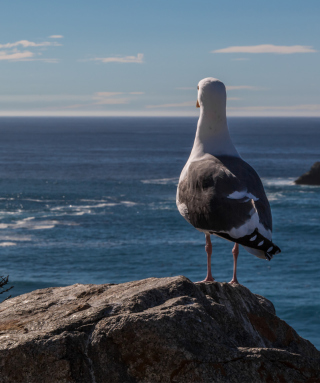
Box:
[0,276,319,383]
[295,162,320,185]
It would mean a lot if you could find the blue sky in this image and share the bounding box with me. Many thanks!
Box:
[1,0,319,116]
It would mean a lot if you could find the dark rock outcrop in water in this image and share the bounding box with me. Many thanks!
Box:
[0,276,319,383]
[295,162,320,185]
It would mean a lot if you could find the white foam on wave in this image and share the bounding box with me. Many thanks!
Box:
[266,192,284,202]
[121,201,137,206]
[50,201,137,214]
[141,178,179,185]
[0,217,78,231]
[0,242,16,247]
[22,199,55,203]
[0,210,23,216]
[263,178,295,186]
[0,235,32,241]
[80,198,113,202]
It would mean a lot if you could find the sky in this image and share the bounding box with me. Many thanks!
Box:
[0,0,320,117]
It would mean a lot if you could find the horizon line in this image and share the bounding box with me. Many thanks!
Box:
[0,113,320,118]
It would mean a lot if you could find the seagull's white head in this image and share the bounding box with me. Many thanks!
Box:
[196,78,226,118]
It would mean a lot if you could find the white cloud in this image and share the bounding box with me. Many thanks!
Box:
[146,101,195,109]
[92,92,129,105]
[0,94,90,103]
[0,50,34,61]
[226,86,258,90]
[0,39,62,62]
[212,44,317,54]
[0,40,61,49]
[92,53,144,63]
[93,92,123,98]
[62,91,144,109]
[49,35,64,39]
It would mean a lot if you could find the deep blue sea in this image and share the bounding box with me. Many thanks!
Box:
[0,117,319,349]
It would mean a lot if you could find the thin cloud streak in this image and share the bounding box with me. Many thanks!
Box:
[49,35,64,39]
[0,40,61,49]
[146,101,195,109]
[62,91,144,109]
[228,104,320,111]
[92,53,144,63]
[0,95,91,103]
[226,86,258,90]
[212,44,317,54]
[147,98,240,109]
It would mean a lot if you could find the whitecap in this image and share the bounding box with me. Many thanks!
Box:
[0,219,78,231]
[266,192,284,201]
[0,235,32,241]
[141,178,179,185]
[263,178,295,186]
[121,201,137,206]
[0,242,16,247]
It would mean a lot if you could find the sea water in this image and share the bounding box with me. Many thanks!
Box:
[0,117,319,349]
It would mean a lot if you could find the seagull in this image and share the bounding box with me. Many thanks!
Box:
[176,78,281,284]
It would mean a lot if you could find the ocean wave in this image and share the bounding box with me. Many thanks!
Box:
[141,178,179,185]
[0,217,78,230]
[80,198,113,202]
[0,242,16,247]
[0,235,32,241]
[121,201,137,206]
[263,178,295,186]
[22,199,56,203]
[50,201,137,213]
[266,192,284,201]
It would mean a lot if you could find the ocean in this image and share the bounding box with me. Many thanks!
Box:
[0,117,319,349]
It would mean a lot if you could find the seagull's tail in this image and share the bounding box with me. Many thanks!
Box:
[213,228,281,261]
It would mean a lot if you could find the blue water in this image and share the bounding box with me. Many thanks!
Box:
[0,117,319,349]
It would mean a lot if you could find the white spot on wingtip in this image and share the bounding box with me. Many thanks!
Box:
[250,235,257,241]
[258,240,264,246]
[275,250,280,254]
[267,246,273,252]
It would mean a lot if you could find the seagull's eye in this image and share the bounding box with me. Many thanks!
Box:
[197,86,199,90]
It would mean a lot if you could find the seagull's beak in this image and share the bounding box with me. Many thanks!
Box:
[196,99,200,108]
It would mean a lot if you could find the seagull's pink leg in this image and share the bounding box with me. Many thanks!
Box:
[229,243,239,284]
[200,234,214,282]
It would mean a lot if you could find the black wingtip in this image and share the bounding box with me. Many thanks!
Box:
[265,253,272,261]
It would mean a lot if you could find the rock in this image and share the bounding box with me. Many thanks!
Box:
[0,276,319,383]
[295,162,320,185]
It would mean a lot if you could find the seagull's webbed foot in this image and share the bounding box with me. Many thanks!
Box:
[199,275,215,283]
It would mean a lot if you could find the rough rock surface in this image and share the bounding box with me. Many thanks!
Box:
[295,161,320,185]
[0,276,319,383]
